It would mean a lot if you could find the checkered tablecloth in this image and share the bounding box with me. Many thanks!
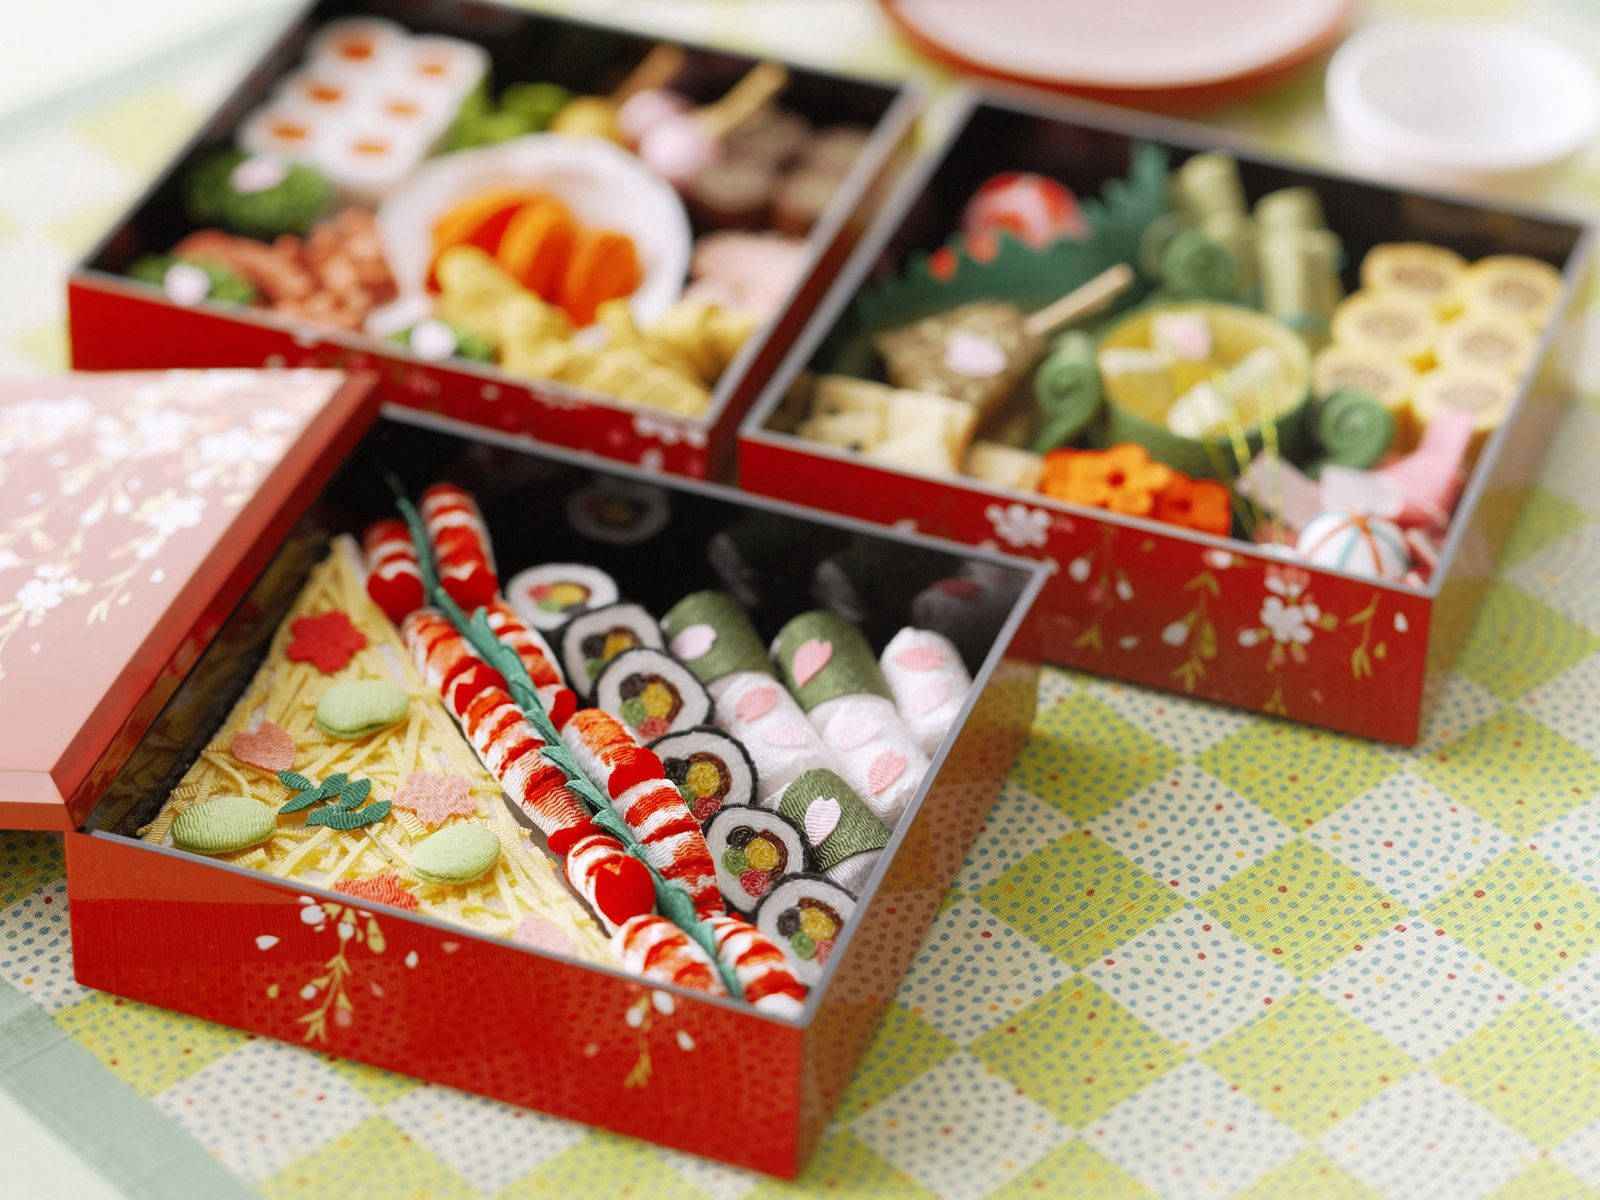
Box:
[7,2,1600,1198]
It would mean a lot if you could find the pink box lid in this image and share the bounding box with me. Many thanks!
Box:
[0,369,378,830]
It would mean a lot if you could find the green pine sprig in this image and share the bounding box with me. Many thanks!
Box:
[388,477,743,1000]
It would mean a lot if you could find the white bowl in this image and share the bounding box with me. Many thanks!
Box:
[1327,22,1600,186]
[376,134,691,326]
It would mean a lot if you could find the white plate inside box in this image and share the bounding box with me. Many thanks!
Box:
[376,133,692,327]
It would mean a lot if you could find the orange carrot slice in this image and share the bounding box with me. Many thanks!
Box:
[559,228,642,326]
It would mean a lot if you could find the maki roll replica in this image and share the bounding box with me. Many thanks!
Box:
[878,628,973,758]
[706,804,808,913]
[773,768,887,895]
[592,646,713,740]
[556,601,664,697]
[505,563,619,631]
[660,590,841,802]
[754,875,856,985]
[772,611,930,825]
[649,726,758,825]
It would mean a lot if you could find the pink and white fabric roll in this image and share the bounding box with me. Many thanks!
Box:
[877,628,972,758]
[711,671,843,805]
[806,694,928,826]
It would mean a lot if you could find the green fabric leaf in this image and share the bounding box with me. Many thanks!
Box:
[333,777,372,811]
[306,798,392,830]
[277,770,314,792]
[278,789,323,814]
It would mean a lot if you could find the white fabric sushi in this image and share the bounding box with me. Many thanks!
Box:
[649,726,758,826]
[878,628,972,758]
[711,671,842,804]
[556,602,663,699]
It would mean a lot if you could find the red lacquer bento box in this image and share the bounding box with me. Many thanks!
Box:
[67,0,920,480]
[739,89,1595,744]
[40,384,1043,1177]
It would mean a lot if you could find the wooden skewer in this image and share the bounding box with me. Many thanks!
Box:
[1024,262,1136,338]
[612,43,685,102]
[698,61,789,138]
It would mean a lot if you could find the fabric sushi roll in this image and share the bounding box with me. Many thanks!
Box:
[612,779,724,919]
[753,874,857,985]
[774,769,888,896]
[618,914,727,995]
[398,35,490,107]
[313,123,432,209]
[878,628,973,757]
[560,708,666,799]
[483,599,576,729]
[505,563,620,632]
[660,591,842,803]
[771,612,929,826]
[705,805,808,914]
[564,832,658,932]
[557,602,664,698]
[707,915,808,1017]
[649,726,757,826]
[238,103,334,163]
[361,518,425,623]
[420,483,498,611]
[660,591,770,692]
[593,647,712,742]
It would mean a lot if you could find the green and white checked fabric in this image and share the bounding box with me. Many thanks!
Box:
[7,2,1600,1198]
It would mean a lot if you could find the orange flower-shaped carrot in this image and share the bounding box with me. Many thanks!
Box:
[1040,444,1173,517]
[1152,473,1233,536]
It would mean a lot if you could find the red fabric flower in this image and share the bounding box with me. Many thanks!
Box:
[286,611,368,674]
[334,872,419,911]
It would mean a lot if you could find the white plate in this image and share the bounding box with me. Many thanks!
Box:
[1327,23,1600,182]
[376,134,691,326]
[884,0,1350,90]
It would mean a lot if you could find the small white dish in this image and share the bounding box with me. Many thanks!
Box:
[1327,22,1600,186]
[376,134,691,326]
